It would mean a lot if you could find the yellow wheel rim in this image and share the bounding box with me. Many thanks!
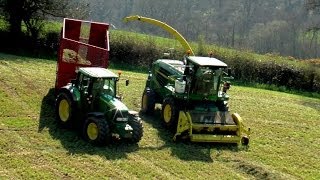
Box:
[87,122,98,140]
[59,99,70,122]
[142,94,148,110]
[163,104,172,123]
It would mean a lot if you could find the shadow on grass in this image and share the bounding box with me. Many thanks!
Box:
[38,88,139,160]
[139,109,242,163]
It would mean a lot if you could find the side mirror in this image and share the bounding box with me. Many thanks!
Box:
[126,79,129,86]
[227,68,232,76]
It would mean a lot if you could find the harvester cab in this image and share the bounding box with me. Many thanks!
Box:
[54,18,143,145]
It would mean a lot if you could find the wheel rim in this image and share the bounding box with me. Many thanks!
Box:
[87,122,98,140]
[142,93,148,110]
[59,99,70,122]
[163,104,172,123]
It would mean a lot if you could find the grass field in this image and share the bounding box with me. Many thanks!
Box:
[0,52,319,179]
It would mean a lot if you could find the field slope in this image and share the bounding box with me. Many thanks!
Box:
[0,53,319,179]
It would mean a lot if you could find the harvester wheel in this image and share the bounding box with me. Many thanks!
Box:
[241,136,249,146]
[162,98,178,131]
[83,116,111,146]
[141,89,155,114]
[127,116,143,143]
[55,92,75,128]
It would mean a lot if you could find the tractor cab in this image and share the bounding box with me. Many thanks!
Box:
[76,67,118,96]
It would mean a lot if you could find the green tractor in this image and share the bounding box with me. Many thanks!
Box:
[141,56,250,145]
[56,67,143,145]
[55,18,143,145]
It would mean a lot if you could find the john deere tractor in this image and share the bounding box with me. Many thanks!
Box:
[56,67,143,145]
[141,56,250,145]
[54,18,143,145]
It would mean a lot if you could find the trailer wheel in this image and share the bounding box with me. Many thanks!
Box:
[162,98,178,131]
[55,92,75,128]
[127,116,143,143]
[141,89,155,114]
[83,116,111,146]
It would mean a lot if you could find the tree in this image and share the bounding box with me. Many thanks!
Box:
[0,0,89,39]
[306,0,320,11]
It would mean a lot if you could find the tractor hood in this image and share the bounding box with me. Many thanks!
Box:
[99,94,129,112]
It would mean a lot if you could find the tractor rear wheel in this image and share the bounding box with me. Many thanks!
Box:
[55,92,75,128]
[141,88,155,114]
[127,116,143,143]
[83,116,111,146]
[162,98,178,131]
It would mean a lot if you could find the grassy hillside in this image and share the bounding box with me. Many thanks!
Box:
[0,53,319,179]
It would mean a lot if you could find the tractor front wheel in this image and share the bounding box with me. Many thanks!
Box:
[162,98,178,131]
[83,116,111,146]
[127,116,143,143]
[55,92,75,128]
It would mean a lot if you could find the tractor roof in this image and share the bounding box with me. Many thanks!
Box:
[187,56,227,67]
[78,67,118,78]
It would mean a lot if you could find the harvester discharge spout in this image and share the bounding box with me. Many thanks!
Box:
[124,15,194,56]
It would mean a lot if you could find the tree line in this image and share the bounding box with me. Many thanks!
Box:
[90,0,320,59]
[0,0,320,59]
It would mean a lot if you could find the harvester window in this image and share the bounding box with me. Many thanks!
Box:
[193,67,217,95]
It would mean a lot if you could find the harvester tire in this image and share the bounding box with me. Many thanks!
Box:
[141,89,156,114]
[83,116,111,146]
[241,136,249,146]
[127,117,143,143]
[162,98,178,131]
[55,92,76,128]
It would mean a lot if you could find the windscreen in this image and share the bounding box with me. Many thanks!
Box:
[192,67,223,96]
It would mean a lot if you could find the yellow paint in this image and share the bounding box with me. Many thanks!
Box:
[124,15,195,56]
[174,111,251,144]
[87,122,98,140]
[142,93,148,110]
[59,99,70,122]
[163,104,172,123]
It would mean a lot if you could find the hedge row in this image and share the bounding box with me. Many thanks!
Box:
[110,33,320,93]
[1,30,319,93]
[221,56,320,92]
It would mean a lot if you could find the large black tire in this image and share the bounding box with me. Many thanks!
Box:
[55,92,75,128]
[141,88,156,114]
[127,116,143,143]
[83,116,111,146]
[161,98,178,131]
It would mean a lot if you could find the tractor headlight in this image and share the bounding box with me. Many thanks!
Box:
[116,117,128,122]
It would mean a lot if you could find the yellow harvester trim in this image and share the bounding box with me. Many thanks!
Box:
[174,111,251,144]
[124,15,195,56]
